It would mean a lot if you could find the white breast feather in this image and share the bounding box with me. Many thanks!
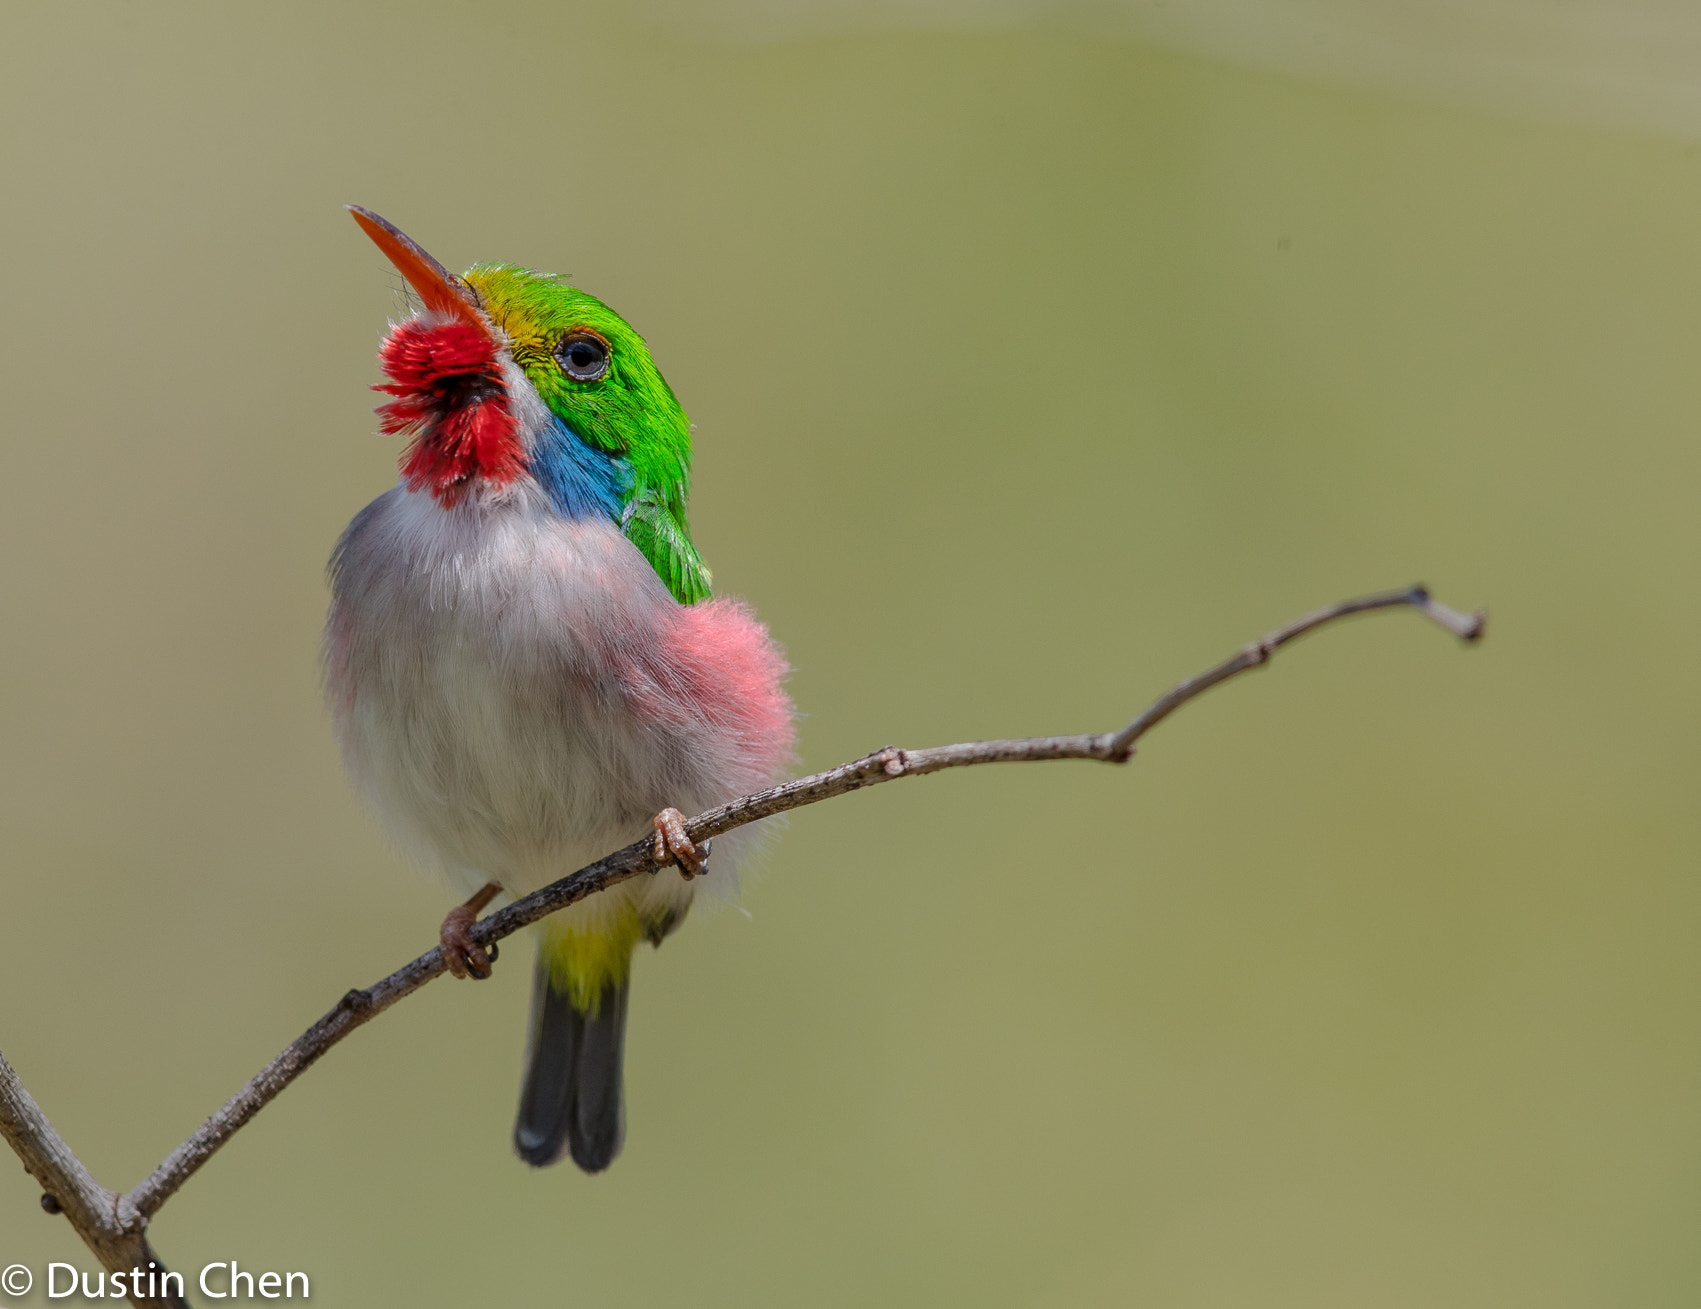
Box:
[325,479,745,931]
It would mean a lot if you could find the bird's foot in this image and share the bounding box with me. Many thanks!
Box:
[653,808,710,880]
[440,882,502,980]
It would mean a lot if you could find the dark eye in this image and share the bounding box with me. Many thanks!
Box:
[555,330,610,382]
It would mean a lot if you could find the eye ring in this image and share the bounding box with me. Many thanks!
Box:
[555,329,611,382]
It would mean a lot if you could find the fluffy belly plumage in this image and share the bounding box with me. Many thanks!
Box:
[324,484,792,927]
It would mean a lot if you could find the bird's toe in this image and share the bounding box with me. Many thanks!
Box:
[652,807,708,879]
[439,902,497,980]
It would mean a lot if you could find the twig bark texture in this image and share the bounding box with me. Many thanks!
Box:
[0,584,1482,1308]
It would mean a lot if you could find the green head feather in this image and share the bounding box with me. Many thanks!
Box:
[467,264,713,604]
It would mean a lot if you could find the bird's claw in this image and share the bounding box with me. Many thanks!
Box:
[440,905,494,980]
[653,807,709,880]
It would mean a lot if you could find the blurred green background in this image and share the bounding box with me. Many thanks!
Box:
[3,2,1698,1305]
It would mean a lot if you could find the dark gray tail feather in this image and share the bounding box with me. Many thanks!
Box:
[514,962,628,1172]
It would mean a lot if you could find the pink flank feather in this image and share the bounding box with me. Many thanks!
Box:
[622,598,796,785]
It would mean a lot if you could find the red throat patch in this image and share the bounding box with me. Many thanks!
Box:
[374,317,523,506]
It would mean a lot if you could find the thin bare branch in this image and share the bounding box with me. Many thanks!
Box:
[123,583,1480,1221]
[4,584,1483,1305]
[1108,583,1484,754]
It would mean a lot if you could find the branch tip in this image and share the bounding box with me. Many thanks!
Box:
[1408,583,1486,643]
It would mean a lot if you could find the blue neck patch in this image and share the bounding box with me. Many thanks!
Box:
[529,414,633,522]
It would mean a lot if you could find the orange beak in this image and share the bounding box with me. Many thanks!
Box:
[347,205,484,325]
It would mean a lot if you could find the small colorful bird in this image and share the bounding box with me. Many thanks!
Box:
[325,207,794,1172]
